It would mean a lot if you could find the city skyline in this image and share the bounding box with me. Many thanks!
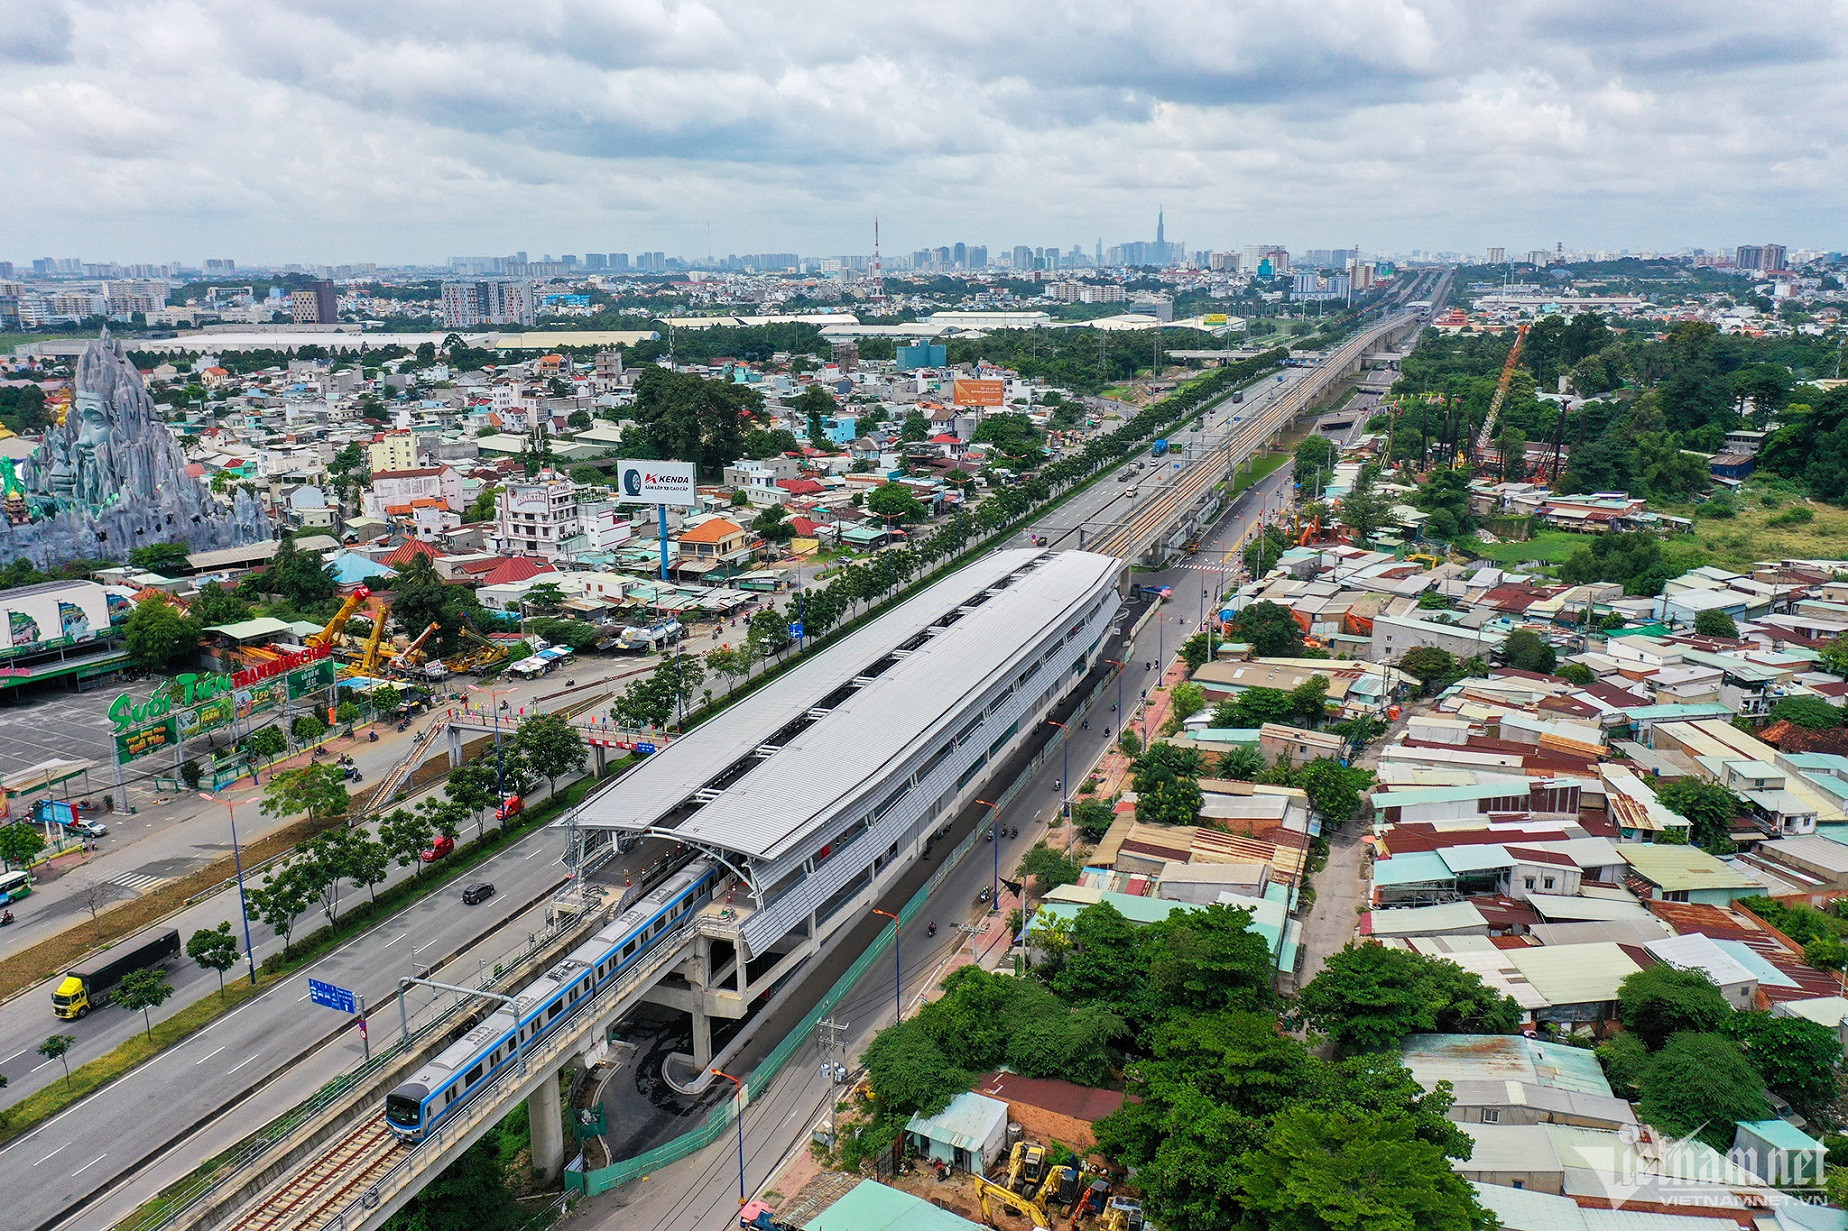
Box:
[4,2,1845,262]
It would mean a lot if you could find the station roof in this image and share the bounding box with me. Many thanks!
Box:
[572,548,1120,864]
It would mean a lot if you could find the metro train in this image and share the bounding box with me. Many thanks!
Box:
[385,857,721,1142]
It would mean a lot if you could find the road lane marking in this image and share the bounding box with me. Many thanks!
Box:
[228,1054,260,1074]
[297,991,311,1000]
[1,1047,28,1065]
[70,1152,106,1177]
[30,1058,54,1072]
[524,848,542,859]
[34,1143,68,1165]
[381,933,404,948]
[194,1045,226,1065]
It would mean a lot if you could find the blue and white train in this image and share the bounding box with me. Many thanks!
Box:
[385,858,721,1141]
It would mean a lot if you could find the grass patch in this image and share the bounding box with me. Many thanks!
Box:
[1692,500,1848,571]
[1229,451,1289,497]
[1468,529,1592,566]
[0,766,620,1147]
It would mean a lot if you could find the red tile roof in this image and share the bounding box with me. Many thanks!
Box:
[777,478,824,496]
[480,556,557,587]
[679,518,744,545]
[371,467,445,481]
[380,540,448,567]
[975,1073,1125,1124]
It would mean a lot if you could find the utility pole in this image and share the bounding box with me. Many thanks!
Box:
[817,1016,850,1141]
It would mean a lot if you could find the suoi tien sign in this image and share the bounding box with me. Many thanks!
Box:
[108,643,331,734]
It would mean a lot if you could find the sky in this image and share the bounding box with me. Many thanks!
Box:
[3,0,1846,266]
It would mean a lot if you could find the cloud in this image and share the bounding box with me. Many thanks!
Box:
[1,0,1844,261]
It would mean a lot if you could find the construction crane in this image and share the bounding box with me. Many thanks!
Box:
[974,1175,1051,1229]
[443,617,509,674]
[340,607,391,678]
[389,622,442,675]
[1471,323,1529,465]
[307,586,373,651]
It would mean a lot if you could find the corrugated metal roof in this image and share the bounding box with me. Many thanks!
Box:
[571,549,1118,861]
[1370,851,1454,887]
[1402,1033,1616,1097]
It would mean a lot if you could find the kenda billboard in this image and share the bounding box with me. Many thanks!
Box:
[615,459,698,507]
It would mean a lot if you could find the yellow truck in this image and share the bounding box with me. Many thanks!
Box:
[53,929,180,1019]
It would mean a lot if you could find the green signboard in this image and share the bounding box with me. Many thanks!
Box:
[116,717,177,763]
[287,659,336,700]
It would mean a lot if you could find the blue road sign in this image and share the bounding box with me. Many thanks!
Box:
[308,978,357,1015]
[635,741,658,755]
[788,621,805,640]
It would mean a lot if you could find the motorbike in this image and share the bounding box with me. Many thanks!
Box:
[0,910,13,927]
[368,731,379,742]
[979,886,992,903]
[1009,826,1018,839]
[985,829,993,842]
[927,922,937,937]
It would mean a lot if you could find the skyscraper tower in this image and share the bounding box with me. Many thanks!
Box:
[871,217,884,305]
[1157,209,1165,246]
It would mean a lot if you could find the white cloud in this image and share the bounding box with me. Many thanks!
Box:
[0,0,1843,262]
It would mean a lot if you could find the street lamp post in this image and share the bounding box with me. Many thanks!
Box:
[469,683,512,807]
[710,1069,748,1207]
[198,792,261,986]
[975,799,1002,909]
[1045,720,1070,855]
[871,907,901,1020]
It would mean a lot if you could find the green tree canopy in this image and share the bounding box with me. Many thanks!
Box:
[1298,943,1521,1054]
[1653,778,1743,853]
[1637,1032,1770,1151]
[124,593,202,671]
[1617,964,1733,1049]
[1228,601,1305,658]
[1694,609,1740,639]
[1768,695,1844,731]
[1501,628,1557,675]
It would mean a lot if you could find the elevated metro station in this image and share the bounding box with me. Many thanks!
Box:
[565,546,1125,1065]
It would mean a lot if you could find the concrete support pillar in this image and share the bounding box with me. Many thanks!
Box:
[446,726,464,769]
[692,1007,714,1069]
[529,1078,565,1182]
[590,742,608,776]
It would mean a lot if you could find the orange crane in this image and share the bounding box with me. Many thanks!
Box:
[389,622,442,674]
[1470,324,1528,465]
[308,586,373,650]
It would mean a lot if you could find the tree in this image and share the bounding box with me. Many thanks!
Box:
[262,535,336,608]
[1336,469,1398,543]
[705,643,756,697]
[1654,778,1743,853]
[747,609,792,659]
[117,966,174,1042]
[862,1020,970,1119]
[522,580,566,614]
[187,921,241,997]
[262,763,349,825]
[247,863,311,952]
[189,580,252,626]
[514,711,588,798]
[1637,1032,1770,1151]
[1501,628,1557,674]
[1293,434,1337,499]
[1694,608,1740,639]
[129,541,193,576]
[1134,762,1203,826]
[1397,646,1456,694]
[1169,681,1205,723]
[371,683,403,714]
[1228,601,1304,657]
[1769,695,1844,731]
[37,1035,75,1088]
[444,760,499,838]
[1178,632,1213,672]
[1289,675,1329,725]
[387,551,461,653]
[1217,746,1265,780]
[1299,758,1370,826]
[1724,1010,1842,1113]
[1818,635,1848,680]
[379,807,435,876]
[1211,687,1296,729]
[1298,943,1521,1054]
[1617,964,1733,1049]
[751,502,794,545]
[124,593,202,670]
[793,383,835,447]
[1072,798,1116,842]
[866,482,927,524]
[1558,661,1595,687]
[346,830,392,904]
[900,411,929,442]
[0,822,46,870]
[1235,1107,1495,1231]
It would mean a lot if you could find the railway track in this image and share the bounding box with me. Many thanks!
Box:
[233,1118,403,1231]
[1090,309,1422,561]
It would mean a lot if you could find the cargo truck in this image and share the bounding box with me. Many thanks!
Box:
[1150,439,1170,458]
[52,928,180,1019]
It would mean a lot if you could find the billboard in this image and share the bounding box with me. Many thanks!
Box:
[616,459,698,507]
[0,580,116,654]
[953,379,1006,408]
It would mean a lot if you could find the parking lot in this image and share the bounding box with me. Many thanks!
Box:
[0,675,167,779]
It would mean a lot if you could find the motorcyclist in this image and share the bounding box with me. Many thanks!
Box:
[927,921,937,937]
[1,909,13,926]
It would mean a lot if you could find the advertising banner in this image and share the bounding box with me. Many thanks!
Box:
[237,678,288,720]
[615,459,698,507]
[952,379,1007,407]
[287,659,336,700]
[116,717,176,763]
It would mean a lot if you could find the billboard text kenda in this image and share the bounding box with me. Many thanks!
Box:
[616,459,698,506]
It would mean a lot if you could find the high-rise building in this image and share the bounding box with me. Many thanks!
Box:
[290,281,337,324]
[1012,245,1034,270]
[1734,245,1764,271]
[609,253,630,272]
[204,258,236,276]
[1526,249,1550,266]
[584,253,608,270]
[1486,247,1507,264]
[968,246,988,269]
[441,279,535,328]
[952,242,967,268]
[1762,243,1787,272]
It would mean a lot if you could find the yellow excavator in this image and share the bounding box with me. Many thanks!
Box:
[1007,1141,1049,1195]
[974,1175,1051,1229]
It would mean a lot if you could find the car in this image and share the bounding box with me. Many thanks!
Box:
[420,835,456,862]
[461,881,496,905]
[72,820,107,838]
[495,794,524,821]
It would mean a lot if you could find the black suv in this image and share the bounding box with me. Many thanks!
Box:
[462,882,496,905]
